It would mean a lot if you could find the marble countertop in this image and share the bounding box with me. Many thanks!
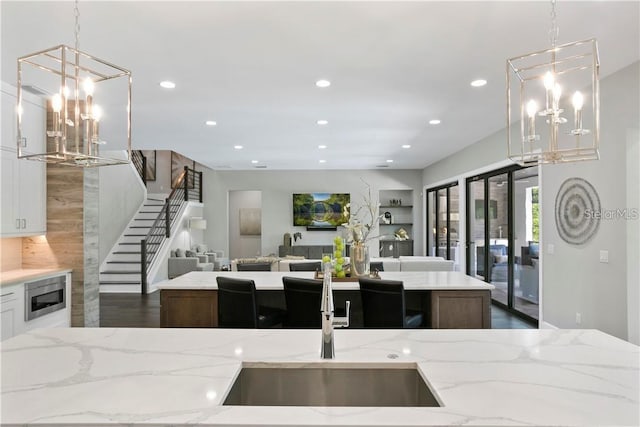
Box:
[156,271,494,291]
[0,268,71,287]
[1,328,637,426]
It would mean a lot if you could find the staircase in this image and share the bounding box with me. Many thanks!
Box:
[99,196,167,293]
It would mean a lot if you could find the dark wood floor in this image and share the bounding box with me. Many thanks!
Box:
[99,291,534,329]
[100,291,161,328]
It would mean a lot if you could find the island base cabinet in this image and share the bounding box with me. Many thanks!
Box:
[161,289,218,327]
[430,290,491,329]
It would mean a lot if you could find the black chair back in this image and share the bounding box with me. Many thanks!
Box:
[216,277,259,328]
[359,277,406,328]
[282,277,323,327]
[289,262,322,272]
[370,262,384,272]
[236,262,272,271]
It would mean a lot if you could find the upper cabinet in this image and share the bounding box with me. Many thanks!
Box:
[1,82,46,237]
[378,189,413,256]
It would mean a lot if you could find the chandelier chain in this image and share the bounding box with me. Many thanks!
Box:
[74,0,80,51]
[549,0,559,47]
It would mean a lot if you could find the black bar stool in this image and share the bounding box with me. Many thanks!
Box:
[358,277,423,328]
[216,277,285,328]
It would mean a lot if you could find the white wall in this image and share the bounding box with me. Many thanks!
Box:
[627,128,640,345]
[146,150,172,195]
[98,154,146,264]
[422,61,640,343]
[202,169,423,259]
[229,190,262,259]
[541,62,639,341]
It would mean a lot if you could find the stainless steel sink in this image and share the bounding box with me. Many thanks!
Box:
[223,364,440,407]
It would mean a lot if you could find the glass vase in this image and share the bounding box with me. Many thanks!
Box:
[350,242,370,277]
[332,236,346,277]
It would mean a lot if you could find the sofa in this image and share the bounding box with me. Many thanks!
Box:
[397,256,454,272]
[476,244,508,281]
[168,249,214,278]
[519,258,539,303]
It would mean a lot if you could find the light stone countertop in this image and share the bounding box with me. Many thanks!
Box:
[156,271,495,291]
[0,268,71,287]
[0,328,637,425]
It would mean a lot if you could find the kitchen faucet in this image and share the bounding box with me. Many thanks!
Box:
[320,262,350,359]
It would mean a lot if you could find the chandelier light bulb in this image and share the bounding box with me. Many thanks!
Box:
[543,72,555,90]
[552,83,562,111]
[572,91,584,111]
[92,105,103,122]
[526,100,538,118]
[51,94,63,113]
[83,78,95,96]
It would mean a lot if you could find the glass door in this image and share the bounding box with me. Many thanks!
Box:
[466,178,485,279]
[466,166,539,325]
[512,167,540,320]
[425,182,459,268]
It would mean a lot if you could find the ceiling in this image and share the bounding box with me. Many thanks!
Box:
[2,1,638,171]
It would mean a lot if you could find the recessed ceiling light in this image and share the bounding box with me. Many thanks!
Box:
[429,119,441,125]
[318,145,327,149]
[205,120,217,126]
[319,159,327,163]
[470,79,487,87]
[251,160,259,164]
[315,79,331,88]
[159,81,176,89]
[234,145,243,150]
[386,159,394,163]
[402,144,411,149]
[316,119,328,126]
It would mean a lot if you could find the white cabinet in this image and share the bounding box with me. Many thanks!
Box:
[1,283,23,341]
[1,149,46,236]
[1,81,46,237]
[1,272,72,341]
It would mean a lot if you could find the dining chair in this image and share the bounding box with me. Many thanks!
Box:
[358,277,423,328]
[216,277,285,328]
[289,261,322,272]
[236,262,272,272]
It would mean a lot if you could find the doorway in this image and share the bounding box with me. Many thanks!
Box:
[466,166,539,324]
[425,182,460,269]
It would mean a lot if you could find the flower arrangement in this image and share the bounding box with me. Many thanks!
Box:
[341,182,383,245]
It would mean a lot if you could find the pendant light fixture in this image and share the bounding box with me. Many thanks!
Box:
[507,0,600,165]
[16,0,132,167]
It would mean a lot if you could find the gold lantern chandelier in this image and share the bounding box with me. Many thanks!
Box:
[16,0,131,167]
[507,0,600,165]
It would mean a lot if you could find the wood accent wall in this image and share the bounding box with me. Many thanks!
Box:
[22,104,100,327]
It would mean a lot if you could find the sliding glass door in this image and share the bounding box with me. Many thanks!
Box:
[425,182,459,269]
[466,166,539,324]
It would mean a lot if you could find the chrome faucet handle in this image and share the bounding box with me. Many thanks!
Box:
[332,300,350,328]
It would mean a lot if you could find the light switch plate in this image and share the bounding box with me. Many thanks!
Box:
[547,243,555,255]
[599,250,609,263]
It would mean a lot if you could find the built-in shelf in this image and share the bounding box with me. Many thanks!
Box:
[378,189,414,257]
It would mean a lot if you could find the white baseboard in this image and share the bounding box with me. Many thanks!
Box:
[540,321,558,329]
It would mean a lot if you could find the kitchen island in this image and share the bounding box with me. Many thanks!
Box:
[1,327,638,425]
[157,271,494,329]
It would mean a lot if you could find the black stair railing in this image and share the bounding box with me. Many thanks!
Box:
[140,166,203,293]
[132,150,147,185]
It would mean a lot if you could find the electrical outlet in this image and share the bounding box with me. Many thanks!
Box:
[547,243,555,254]
[576,312,582,325]
[599,250,609,263]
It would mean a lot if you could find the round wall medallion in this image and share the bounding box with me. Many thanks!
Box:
[555,177,601,245]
